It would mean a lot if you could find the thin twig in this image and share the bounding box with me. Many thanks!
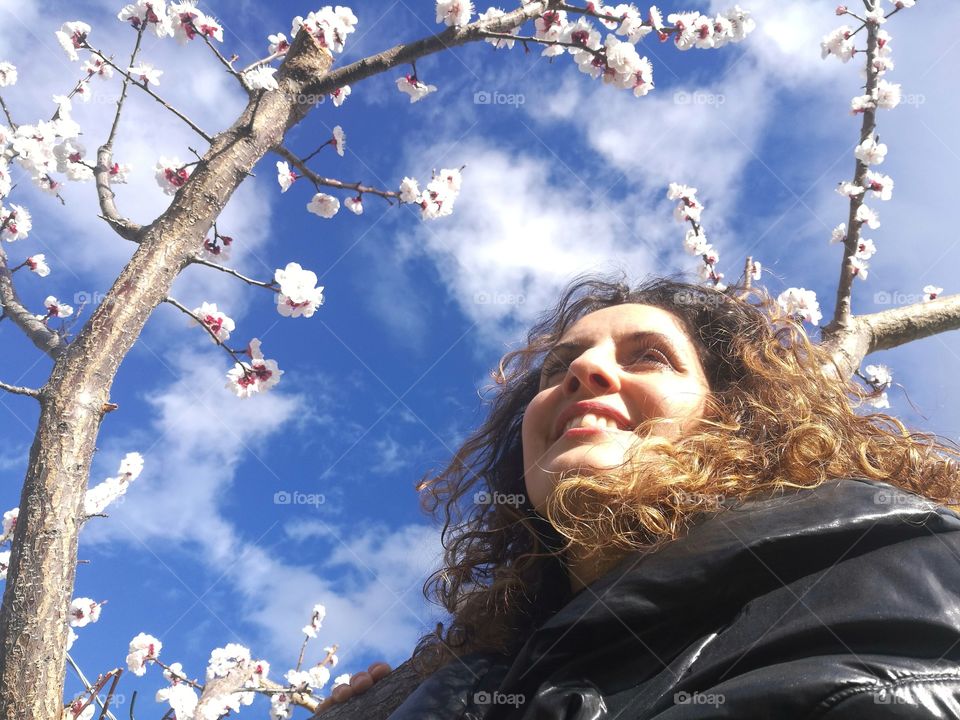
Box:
[162,296,247,365]
[201,34,242,80]
[65,653,119,720]
[187,256,279,290]
[273,145,399,202]
[106,23,146,147]
[0,93,17,128]
[85,45,213,142]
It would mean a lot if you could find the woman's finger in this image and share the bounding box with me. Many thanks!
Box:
[367,661,392,680]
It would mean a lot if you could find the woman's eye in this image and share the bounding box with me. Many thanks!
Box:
[631,347,672,367]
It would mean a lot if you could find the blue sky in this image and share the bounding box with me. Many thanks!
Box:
[2,0,960,714]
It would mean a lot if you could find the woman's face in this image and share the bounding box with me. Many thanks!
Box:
[521,303,711,514]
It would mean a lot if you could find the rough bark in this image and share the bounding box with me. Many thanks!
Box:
[0,29,333,719]
[822,294,960,379]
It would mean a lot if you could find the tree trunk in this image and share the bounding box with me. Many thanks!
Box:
[0,31,332,719]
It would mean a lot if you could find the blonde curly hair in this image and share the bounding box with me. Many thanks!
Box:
[409,271,960,677]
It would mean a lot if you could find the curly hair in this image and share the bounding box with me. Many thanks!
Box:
[408,270,960,677]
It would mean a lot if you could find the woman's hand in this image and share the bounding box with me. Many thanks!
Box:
[312,662,392,716]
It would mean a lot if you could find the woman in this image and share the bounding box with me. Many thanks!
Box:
[383,272,960,719]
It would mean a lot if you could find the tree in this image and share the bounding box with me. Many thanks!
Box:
[0,0,953,718]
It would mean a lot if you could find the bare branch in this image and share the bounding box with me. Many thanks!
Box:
[65,654,119,720]
[201,34,243,81]
[187,256,278,290]
[0,94,15,128]
[85,45,213,142]
[106,22,145,147]
[0,380,40,399]
[273,145,400,201]
[0,244,65,359]
[822,294,960,379]
[94,146,143,242]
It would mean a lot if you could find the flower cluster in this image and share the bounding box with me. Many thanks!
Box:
[667,182,726,290]
[83,452,145,516]
[192,302,235,343]
[116,1,223,43]
[0,80,112,200]
[776,287,823,326]
[275,262,325,319]
[117,602,348,720]
[155,156,191,195]
[35,295,74,322]
[431,3,757,101]
[397,168,463,220]
[226,338,284,398]
[862,363,893,409]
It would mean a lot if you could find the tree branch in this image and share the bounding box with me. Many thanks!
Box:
[827,8,881,332]
[0,94,15,129]
[187,256,278,290]
[0,380,40,399]
[94,146,142,242]
[0,244,65,358]
[297,0,559,96]
[273,145,399,201]
[85,46,213,142]
[822,294,960,379]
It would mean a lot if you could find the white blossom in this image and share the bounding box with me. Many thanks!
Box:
[275,262,325,319]
[301,603,326,638]
[396,75,438,103]
[127,633,162,676]
[226,339,283,398]
[0,62,17,87]
[776,287,822,326]
[854,137,887,166]
[307,193,340,218]
[243,66,279,91]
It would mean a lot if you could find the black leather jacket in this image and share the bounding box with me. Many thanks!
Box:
[389,478,960,719]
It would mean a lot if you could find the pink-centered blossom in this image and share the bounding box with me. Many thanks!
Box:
[226,339,283,398]
[127,632,162,676]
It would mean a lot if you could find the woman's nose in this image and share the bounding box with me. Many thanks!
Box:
[562,347,621,396]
